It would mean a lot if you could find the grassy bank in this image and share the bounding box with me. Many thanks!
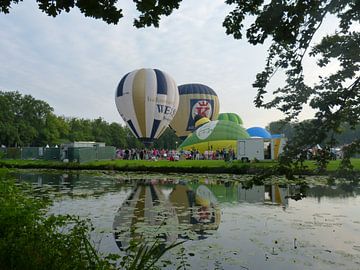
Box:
[0,158,359,175]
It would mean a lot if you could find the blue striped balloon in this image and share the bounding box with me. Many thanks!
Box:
[115,68,179,145]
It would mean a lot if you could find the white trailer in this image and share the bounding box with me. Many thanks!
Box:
[237,138,265,161]
[237,137,287,161]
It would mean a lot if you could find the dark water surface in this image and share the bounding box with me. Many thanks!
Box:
[15,171,360,270]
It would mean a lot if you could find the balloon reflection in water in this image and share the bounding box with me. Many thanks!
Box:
[169,183,220,239]
[113,180,220,250]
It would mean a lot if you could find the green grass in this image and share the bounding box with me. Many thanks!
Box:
[0,158,359,174]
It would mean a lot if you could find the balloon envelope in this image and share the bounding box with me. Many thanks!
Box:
[170,83,220,140]
[115,68,179,144]
[246,127,272,139]
[178,120,249,153]
[217,113,243,125]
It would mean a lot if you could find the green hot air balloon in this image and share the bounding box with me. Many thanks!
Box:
[178,120,249,153]
[217,113,243,125]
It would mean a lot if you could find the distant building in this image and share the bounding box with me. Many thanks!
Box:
[60,141,114,163]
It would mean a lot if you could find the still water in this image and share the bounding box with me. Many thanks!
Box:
[15,171,360,270]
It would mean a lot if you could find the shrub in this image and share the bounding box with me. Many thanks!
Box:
[0,178,182,270]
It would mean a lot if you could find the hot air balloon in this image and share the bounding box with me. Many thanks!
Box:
[115,68,179,146]
[170,83,220,140]
[246,127,272,139]
[169,184,220,234]
[113,181,178,250]
[178,118,250,153]
[217,112,243,125]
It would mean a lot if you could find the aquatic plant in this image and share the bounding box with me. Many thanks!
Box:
[0,177,184,270]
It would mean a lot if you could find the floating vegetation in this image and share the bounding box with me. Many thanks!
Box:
[5,169,360,269]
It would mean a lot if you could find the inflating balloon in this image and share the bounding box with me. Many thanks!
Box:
[217,112,243,125]
[178,119,249,153]
[115,68,179,146]
[246,127,272,139]
[170,83,220,140]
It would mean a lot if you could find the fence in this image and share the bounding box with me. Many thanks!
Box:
[44,148,61,161]
[66,146,116,163]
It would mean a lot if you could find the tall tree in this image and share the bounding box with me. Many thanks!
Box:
[0,91,55,146]
[153,128,178,149]
[0,0,182,27]
[266,120,296,140]
[108,122,128,148]
[222,0,359,169]
[67,118,94,142]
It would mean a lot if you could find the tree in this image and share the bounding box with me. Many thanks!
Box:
[108,122,128,148]
[0,91,56,146]
[67,117,95,142]
[267,119,360,147]
[266,120,296,140]
[124,127,144,149]
[0,0,182,27]
[153,128,178,149]
[222,0,359,170]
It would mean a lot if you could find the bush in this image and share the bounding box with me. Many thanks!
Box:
[0,179,116,270]
[0,176,183,270]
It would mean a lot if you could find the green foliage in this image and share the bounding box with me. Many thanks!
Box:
[0,0,182,27]
[133,0,182,28]
[1,0,123,24]
[267,118,360,174]
[0,91,178,148]
[153,128,178,149]
[223,0,360,171]
[0,179,114,270]
[267,120,360,146]
[0,91,55,146]
[119,239,184,270]
[0,177,184,270]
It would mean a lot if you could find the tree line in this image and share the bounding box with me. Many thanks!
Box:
[0,91,178,149]
[267,120,360,147]
[1,91,358,151]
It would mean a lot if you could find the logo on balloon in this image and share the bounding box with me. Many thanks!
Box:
[191,100,212,119]
[196,121,218,140]
[157,104,177,121]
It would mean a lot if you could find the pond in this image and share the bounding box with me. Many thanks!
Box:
[15,170,360,270]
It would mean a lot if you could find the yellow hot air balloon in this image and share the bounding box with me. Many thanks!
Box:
[115,68,179,146]
[170,83,220,140]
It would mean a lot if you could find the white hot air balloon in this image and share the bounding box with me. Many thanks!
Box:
[115,68,179,146]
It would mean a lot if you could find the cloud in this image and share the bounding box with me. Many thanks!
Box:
[0,0,321,129]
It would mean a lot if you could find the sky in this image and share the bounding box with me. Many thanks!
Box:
[0,0,336,129]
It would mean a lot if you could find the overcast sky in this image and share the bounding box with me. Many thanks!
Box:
[1,0,340,129]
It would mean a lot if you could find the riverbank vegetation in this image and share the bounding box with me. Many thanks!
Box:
[0,173,182,270]
[0,158,359,176]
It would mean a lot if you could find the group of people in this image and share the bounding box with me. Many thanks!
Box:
[116,148,179,161]
[188,148,236,161]
[115,148,236,161]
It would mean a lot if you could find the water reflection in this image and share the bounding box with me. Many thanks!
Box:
[10,171,360,270]
[238,184,289,208]
[17,171,77,189]
[14,171,360,202]
[111,180,313,250]
[113,180,221,250]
